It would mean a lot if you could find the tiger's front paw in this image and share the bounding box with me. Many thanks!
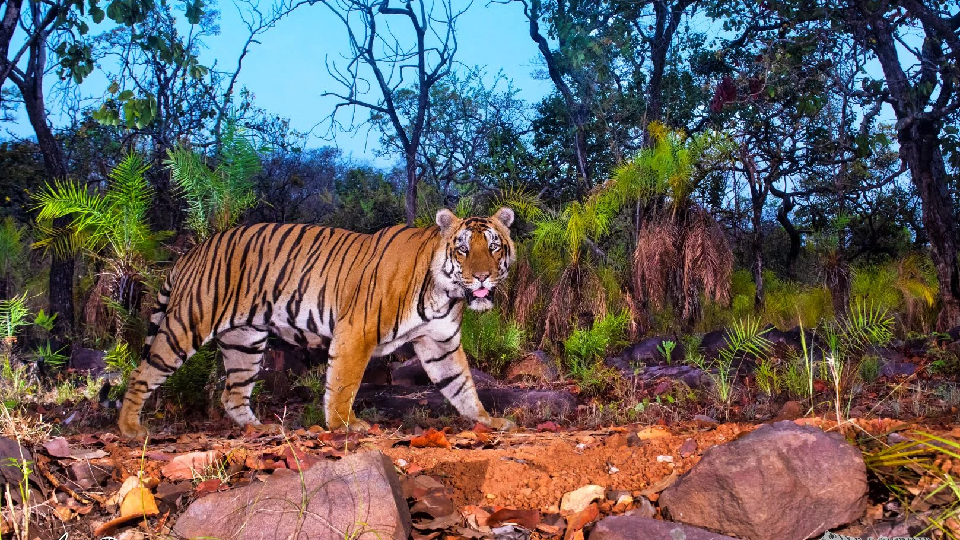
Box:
[485,416,517,432]
[327,415,371,433]
[118,419,148,439]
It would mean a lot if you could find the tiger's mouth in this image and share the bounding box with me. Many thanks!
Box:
[464,285,495,311]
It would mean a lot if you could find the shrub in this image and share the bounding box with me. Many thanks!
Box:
[563,310,629,396]
[461,307,524,376]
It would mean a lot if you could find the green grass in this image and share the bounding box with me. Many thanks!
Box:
[461,306,524,376]
[563,310,629,396]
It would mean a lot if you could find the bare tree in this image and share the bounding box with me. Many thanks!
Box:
[320,0,468,225]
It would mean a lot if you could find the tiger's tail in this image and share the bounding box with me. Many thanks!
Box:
[100,274,174,409]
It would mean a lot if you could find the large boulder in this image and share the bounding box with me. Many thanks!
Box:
[173,451,410,540]
[660,421,867,540]
[590,516,739,540]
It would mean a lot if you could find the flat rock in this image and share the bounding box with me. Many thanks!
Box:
[173,451,410,540]
[660,421,867,540]
[879,361,916,377]
[590,515,739,540]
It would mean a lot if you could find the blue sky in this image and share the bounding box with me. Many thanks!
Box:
[209,1,554,164]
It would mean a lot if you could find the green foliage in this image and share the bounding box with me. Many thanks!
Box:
[782,354,813,400]
[104,340,138,400]
[851,255,938,332]
[31,310,56,333]
[33,153,162,266]
[563,310,629,395]
[754,357,780,397]
[531,123,734,265]
[761,272,834,329]
[657,340,677,365]
[166,119,261,239]
[164,345,219,410]
[860,355,881,383]
[0,218,25,284]
[0,294,31,340]
[324,168,405,233]
[691,317,771,411]
[461,307,524,376]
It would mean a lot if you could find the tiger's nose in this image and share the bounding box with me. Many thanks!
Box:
[473,272,490,281]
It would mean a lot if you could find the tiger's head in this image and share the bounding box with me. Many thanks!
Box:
[435,207,516,312]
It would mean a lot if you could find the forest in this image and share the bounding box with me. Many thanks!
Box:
[0,0,959,539]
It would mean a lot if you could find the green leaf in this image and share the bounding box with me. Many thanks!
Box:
[91,6,105,23]
[117,90,134,101]
[185,0,204,24]
[108,81,120,94]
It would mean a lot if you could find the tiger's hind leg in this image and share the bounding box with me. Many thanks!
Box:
[217,327,269,427]
[118,320,194,438]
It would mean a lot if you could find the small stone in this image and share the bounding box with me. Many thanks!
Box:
[625,433,643,447]
[693,414,718,426]
[560,485,605,514]
[679,438,697,458]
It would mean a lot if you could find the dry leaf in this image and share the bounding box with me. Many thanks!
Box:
[120,487,159,519]
[411,428,451,449]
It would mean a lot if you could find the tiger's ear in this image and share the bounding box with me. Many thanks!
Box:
[492,207,515,228]
[436,208,459,232]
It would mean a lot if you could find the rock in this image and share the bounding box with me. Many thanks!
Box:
[560,485,605,514]
[700,329,731,358]
[173,450,410,540]
[946,325,960,343]
[392,359,495,388]
[391,359,430,387]
[693,414,718,427]
[70,348,106,375]
[773,400,802,421]
[879,362,916,378]
[161,451,221,481]
[258,370,293,401]
[67,461,112,489]
[639,365,707,388]
[678,439,697,458]
[590,515,739,540]
[361,356,392,386]
[659,421,867,540]
[621,336,685,366]
[155,481,194,505]
[625,497,656,519]
[0,438,40,502]
[506,351,559,383]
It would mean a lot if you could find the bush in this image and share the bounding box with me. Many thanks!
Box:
[563,310,629,396]
[461,307,524,376]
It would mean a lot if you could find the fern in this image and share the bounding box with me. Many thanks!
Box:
[0,294,30,340]
[32,153,158,266]
[166,118,261,238]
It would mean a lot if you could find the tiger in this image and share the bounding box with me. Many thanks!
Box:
[117,207,517,438]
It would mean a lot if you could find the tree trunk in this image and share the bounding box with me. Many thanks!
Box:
[19,68,75,353]
[405,150,417,226]
[899,118,960,330]
[775,196,801,279]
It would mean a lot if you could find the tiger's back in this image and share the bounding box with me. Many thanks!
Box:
[118,208,517,437]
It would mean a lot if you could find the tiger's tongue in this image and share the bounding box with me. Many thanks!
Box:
[473,288,490,298]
